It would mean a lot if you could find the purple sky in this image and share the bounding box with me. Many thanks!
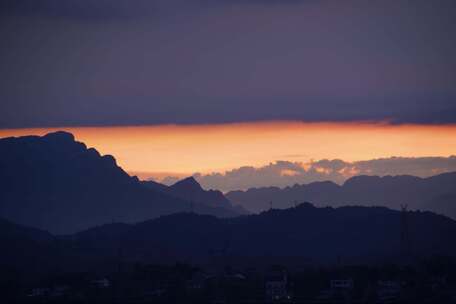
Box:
[1,0,456,128]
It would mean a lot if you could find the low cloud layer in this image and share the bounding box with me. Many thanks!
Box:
[158,156,456,191]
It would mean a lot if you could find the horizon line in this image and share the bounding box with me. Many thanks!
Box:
[3,119,456,132]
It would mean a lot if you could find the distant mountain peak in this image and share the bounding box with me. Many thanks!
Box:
[171,176,202,191]
[142,177,246,214]
[43,131,75,142]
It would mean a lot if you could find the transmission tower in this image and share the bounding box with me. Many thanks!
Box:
[400,204,412,260]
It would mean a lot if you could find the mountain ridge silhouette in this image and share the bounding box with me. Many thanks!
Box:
[0,131,240,234]
[226,172,456,219]
[142,176,249,214]
[2,202,456,274]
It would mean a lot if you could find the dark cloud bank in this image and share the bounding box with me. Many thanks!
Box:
[1,0,456,128]
[159,156,456,191]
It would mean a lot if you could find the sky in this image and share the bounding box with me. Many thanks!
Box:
[1,0,456,190]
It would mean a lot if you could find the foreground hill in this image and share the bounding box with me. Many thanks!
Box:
[67,203,456,266]
[226,173,456,218]
[2,203,456,275]
[0,132,239,234]
[0,218,58,274]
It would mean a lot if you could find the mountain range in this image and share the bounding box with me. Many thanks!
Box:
[1,131,456,276]
[2,203,456,276]
[1,130,455,236]
[0,132,241,234]
[226,173,456,219]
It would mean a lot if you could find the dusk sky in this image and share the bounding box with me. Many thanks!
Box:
[1,0,456,190]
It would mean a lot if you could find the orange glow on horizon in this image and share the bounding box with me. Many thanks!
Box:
[1,121,456,179]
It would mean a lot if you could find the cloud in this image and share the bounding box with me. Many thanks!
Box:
[0,0,305,19]
[160,176,183,185]
[169,156,456,191]
[1,0,456,128]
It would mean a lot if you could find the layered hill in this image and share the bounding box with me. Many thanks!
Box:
[0,217,58,274]
[36,203,456,267]
[76,203,456,261]
[0,132,239,234]
[226,173,456,218]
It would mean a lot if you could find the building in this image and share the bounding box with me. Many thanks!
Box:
[330,278,354,290]
[265,270,291,302]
